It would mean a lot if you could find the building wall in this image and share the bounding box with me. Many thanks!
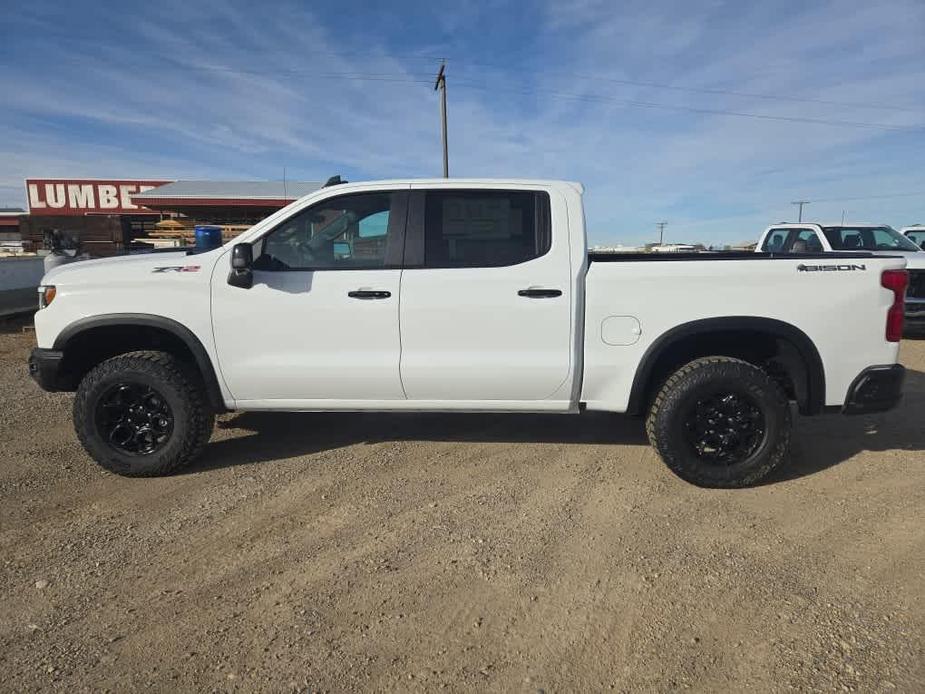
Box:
[19,215,127,256]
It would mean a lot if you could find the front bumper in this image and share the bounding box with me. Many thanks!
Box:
[28,348,66,392]
[843,364,905,414]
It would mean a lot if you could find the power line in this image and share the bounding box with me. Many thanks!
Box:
[15,31,925,132]
[14,29,925,115]
[142,63,923,131]
[806,191,925,203]
[446,58,925,114]
[449,81,924,132]
[146,61,925,131]
[166,63,436,83]
[15,30,446,64]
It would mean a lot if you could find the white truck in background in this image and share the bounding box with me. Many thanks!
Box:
[901,225,925,249]
[756,223,925,333]
[29,179,909,488]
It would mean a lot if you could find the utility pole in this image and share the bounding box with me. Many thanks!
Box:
[434,62,448,178]
[791,200,810,222]
[841,209,846,224]
[656,221,668,245]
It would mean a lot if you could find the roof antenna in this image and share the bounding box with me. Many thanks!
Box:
[324,175,347,187]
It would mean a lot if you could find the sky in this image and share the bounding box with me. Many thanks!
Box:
[1,0,923,247]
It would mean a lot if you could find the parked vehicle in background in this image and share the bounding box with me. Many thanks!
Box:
[901,225,925,249]
[28,180,909,488]
[756,223,925,333]
[0,256,45,317]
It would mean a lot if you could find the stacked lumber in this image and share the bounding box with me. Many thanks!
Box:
[143,221,252,246]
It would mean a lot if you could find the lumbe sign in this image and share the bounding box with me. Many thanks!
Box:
[25,179,172,215]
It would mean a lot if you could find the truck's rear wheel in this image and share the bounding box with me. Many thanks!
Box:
[646,356,791,488]
[73,351,214,477]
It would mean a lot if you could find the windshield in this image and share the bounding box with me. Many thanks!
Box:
[822,226,921,252]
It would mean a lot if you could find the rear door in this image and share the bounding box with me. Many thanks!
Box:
[398,185,574,406]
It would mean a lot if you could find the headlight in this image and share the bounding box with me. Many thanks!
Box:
[38,285,56,309]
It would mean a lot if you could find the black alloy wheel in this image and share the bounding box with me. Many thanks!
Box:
[683,391,766,466]
[95,382,174,455]
[74,350,214,477]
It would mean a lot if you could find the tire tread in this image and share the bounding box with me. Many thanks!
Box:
[73,350,214,477]
[645,356,791,488]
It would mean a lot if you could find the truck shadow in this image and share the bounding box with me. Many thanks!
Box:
[192,370,925,486]
[779,367,925,483]
[196,410,649,472]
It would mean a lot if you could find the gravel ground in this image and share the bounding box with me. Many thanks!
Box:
[1,316,923,692]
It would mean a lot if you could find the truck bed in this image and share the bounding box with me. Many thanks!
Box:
[588,251,884,262]
[580,251,904,413]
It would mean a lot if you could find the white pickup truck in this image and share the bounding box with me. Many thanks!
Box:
[756,223,925,332]
[29,180,909,487]
[902,225,925,249]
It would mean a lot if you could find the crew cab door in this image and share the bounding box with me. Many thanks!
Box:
[211,187,409,404]
[398,185,574,406]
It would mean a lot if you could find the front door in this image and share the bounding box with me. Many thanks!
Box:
[211,188,408,405]
[398,186,574,405]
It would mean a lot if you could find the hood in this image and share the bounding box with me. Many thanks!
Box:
[41,250,212,285]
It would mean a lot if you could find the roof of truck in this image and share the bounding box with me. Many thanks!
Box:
[319,178,585,193]
[771,222,890,228]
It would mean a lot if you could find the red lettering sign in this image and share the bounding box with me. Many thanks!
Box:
[25,179,173,215]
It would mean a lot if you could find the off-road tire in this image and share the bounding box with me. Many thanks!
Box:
[646,356,791,488]
[73,350,214,477]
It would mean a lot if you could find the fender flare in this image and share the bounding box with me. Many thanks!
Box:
[626,316,826,415]
[54,313,227,411]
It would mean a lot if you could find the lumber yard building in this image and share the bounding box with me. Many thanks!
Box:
[18,178,321,255]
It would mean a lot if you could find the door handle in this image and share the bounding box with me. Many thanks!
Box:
[348,290,392,299]
[518,288,562,298]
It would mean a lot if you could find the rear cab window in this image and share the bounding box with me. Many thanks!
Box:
[762,228,824,253]
[406,189,552,268]
[762,228,791,252]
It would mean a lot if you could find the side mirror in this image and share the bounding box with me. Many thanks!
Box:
[228,243,253,289]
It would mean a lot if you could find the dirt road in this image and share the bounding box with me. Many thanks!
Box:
[1,318,922,692]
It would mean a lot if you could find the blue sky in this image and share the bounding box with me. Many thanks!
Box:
[1,0,923,246]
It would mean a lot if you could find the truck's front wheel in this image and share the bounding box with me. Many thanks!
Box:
[646,356,791,488]
[73,351,214,477]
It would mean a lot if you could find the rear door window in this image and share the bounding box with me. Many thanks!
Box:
[763,228,824,253]
[420,190,551,268]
